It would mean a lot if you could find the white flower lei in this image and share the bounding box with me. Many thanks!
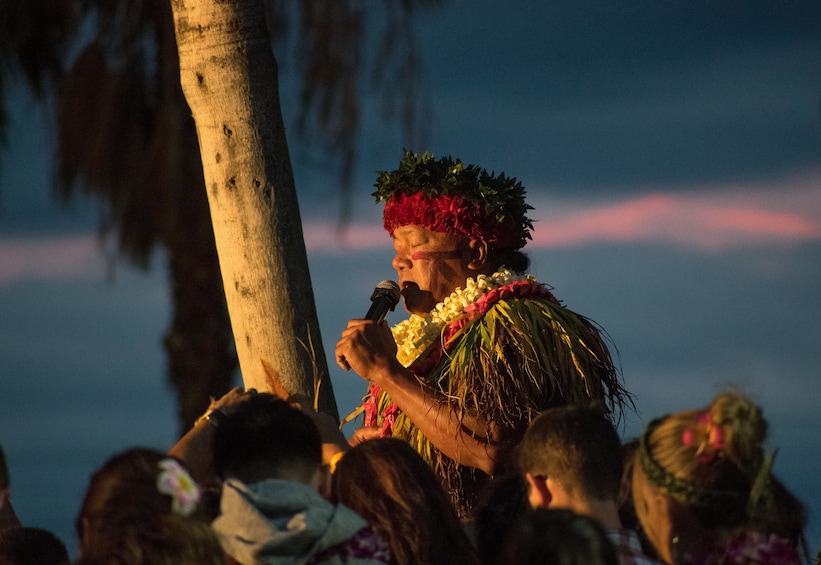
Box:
[391,267,533,367]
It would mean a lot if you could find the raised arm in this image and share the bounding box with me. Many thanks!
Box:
[336,319,503,474]
[168,386,250,483]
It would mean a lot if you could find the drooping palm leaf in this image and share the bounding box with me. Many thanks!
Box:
[1,0,434,431]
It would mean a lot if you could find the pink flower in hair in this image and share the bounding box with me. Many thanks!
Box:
[156,458,201,517]
[683,411,726,464]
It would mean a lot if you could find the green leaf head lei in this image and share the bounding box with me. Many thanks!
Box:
[373,150,535,250]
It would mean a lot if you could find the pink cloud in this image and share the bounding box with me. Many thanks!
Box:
[0,235,105,283]
[532,195,680,246]
[304,173,821,253]
[531,193,821,251]
[303,223,387,253]
[4,175,819,280]
[700,207,820,238]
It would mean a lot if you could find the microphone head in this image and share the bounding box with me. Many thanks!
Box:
[372,280,401,306]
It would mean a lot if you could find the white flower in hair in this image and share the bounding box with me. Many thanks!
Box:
[156,458,201,517]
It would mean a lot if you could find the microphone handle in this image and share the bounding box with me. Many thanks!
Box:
[365,296,395,323]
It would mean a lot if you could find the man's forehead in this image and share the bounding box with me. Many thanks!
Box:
[392,225,440,238]
[392,226,476,249]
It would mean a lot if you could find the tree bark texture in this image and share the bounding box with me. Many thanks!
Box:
[169,0,337,418]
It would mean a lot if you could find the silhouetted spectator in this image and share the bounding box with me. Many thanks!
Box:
[331,438,479,565]
[517,404,660,564]
[632,391,808,564]
[209,392,392,565]
[496,507,619,565]
[0,526,69,565]
[464,474,530,565]
[75,448,224,565]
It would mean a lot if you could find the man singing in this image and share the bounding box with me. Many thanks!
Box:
[336,150,631,517]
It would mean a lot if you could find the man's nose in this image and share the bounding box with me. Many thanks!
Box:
[392,253,411,271]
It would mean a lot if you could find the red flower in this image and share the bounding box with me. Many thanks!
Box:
[383,192,526,249]
[363,382,382,427]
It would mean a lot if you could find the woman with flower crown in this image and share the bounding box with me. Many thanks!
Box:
[335,150,632,518]
[631,392,809,564]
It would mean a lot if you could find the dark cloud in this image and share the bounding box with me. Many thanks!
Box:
[415,1,821,192]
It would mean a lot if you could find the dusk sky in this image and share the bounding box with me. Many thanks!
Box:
[2,0,821,556]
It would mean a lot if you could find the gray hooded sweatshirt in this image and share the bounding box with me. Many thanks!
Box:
[213,478,392,565]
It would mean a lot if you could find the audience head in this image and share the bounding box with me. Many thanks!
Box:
[496,507,619,565]
[517,403,623,510]
[331,438,479,565]
[76,448,224,565]
[212,392,322,486]
[0,526,69,565]
[632,391,806,564]
[467,473,530,565]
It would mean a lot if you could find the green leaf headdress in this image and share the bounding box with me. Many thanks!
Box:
[374,150,534,249]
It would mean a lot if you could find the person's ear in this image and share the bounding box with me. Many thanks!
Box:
[525,472,552,509]
[467,239,489,270]
[311,465,332,500]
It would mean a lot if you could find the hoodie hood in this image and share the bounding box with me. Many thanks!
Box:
[213,478,371,565]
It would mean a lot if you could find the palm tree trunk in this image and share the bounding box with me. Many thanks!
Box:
[168,0,338,418]
[157,0,237,434]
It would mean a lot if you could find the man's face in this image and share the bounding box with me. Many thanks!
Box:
[391,225,476,315]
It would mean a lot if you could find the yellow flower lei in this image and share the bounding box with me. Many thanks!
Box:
[391,267,533,367]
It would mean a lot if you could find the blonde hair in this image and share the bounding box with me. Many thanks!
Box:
[636,392,805,544]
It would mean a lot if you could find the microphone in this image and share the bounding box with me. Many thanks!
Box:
[365,280,401,323]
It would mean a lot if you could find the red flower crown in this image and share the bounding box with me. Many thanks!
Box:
[375,151,533,249]
[383,192,526,249]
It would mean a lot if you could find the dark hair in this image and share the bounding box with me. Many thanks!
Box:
[212,393,321,484]
[0,527,69,565]
[488,248,530,275]
[331,438,479,565]
[468,473,530,565]
[517,403,623,501]
[497,508,619,565]
[77,448,224,565]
